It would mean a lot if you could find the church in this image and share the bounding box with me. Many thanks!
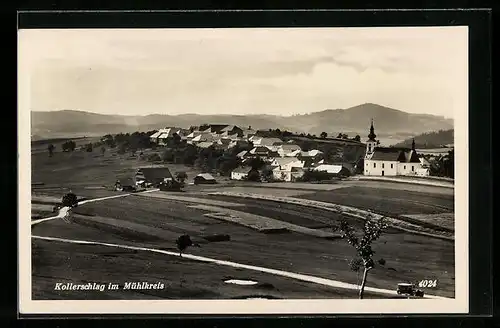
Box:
[363,120,429,177]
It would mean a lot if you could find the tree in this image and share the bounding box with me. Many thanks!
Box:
[260,166,274,182]
[335,216,388,299]
[337,133,343,138]
[85,143,93,152]
[353,135,361,142]
[162,149,175,163]
[175,172,188,184]
[62,192,78,208]
[320,132,328,139]
[48,144,55,157]
[61,140,76,152]
[248,156,265,170]
[117,144,127,155]
[246,168,261,182]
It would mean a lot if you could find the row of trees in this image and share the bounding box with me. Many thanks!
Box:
[318,131,361,142]
[428,150,454,178]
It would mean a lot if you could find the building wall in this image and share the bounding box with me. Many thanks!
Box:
[231,172,248,180]
[364,160,399,176]
[273,170,291,182]
[364,159,426,176]
[398,162,420,176]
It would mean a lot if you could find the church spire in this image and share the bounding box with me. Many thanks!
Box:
[412,138,416,151]
[368,118,377,141]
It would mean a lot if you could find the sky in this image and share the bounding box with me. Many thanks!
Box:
[19,27,468,119]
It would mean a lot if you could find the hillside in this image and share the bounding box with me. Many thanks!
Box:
[392,129,454,149]
[30,103,453,143]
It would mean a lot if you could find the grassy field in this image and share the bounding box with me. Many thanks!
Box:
[32,145,218,192]
[30,142,456,300]
[32,194,455,298]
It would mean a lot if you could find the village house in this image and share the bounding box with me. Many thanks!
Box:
[135,166,174,187]
[191,132,217,144]
[241,126,257,139]
[363,120,429,176]
[313,164,351,177]
[271,157,305,182]
[230,166,260,181]
[199,124,231,135]
[220,125,244,137]
[298,149,324,162]
[194,173,217,185]
[228,139,251,149]
[277,144,302,157]
[215,138,231,150]
[220,131,241,141]
[149,127,183,145]
[248,146,277,158]
[236,150,248,159]
[254,137,284,147]
[196,141,216,149]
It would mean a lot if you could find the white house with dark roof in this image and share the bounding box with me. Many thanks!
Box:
[277,144,302,157]
[271,157,306,182]
[255,137,284,147]
[363,120,429,176]
[150,128,183,145]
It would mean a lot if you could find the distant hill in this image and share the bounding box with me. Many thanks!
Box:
[392,129,454,149]
[30,103,453,143]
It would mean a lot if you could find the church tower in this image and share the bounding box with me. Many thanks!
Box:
[365,119,378,159]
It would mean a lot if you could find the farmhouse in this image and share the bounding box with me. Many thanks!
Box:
[249,146,275,157]
[271,157,305,182]
[236,150,248,159]
[313,164,351,177]
[149,128,183,145]
[196,141,216,149]
[241,126,257,138]
[194,173,217,185]
[254,137,284,147]
[114,178,136,191]
[230,166,260,180]
[220,125,243,137]
[363,120,429,176]
[191,132,217,143]
[135,167,174,187]
[277,144,302,157]
[199,124,230,134]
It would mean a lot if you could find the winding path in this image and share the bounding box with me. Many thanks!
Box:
[31,189,451,300]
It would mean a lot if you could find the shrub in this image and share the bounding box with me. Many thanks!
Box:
[61,193,78,207]
[147,153,161,162]
[298,170,332,182]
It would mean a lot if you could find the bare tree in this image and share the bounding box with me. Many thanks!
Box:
[48,144,55,157]
[335,216,388,299]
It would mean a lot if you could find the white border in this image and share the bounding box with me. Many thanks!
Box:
[18,26,469,315]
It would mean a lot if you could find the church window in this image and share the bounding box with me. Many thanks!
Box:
[391,164,393,169]
[412,166,414,171]
[373,163,376,168]
[404,165,406,170]
[382,163,385,168]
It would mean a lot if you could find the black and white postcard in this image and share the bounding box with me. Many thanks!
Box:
[18,26,468,315]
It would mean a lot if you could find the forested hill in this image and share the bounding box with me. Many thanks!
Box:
[392,129,454,149]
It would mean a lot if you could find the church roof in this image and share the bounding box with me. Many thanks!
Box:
[370,149,401,161]
[369,147,421,163]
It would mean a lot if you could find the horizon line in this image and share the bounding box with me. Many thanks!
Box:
[30,105,454,120]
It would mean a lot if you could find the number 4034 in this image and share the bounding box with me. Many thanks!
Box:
[418,279,438,288]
